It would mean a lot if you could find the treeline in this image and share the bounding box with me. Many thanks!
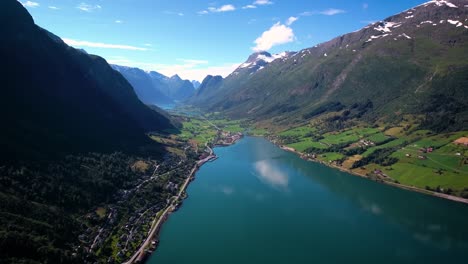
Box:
[352,147,401,168]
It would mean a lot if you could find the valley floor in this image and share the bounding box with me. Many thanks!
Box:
[257,121,468,202]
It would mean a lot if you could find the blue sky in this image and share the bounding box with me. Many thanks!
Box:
[21,0,429,81]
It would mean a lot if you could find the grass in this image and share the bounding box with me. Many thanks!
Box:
[360,129,468,193]
[178,118,218,146]
[362,138,407,157]
[287,140,328,152]
[279,125,316,137]
[249,127,269,136]
[212,119,244,133]
[385,163,468,191]
[274,119,468,196]
[317,152,344,162]
[320,127,380,145]
[366,133,390,144]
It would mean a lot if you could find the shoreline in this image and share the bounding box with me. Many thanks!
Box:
[128,133,466,263]
[127,136,242,263]
[271,139,468,205]
[125,153,216,263]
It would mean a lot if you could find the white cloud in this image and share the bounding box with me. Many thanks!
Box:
[107,57,241,82]
[242,5,257,9]
[48,6,59,10]
[254,0,273,5]
[252,22,295,52]
[115,20,123,24]
[199,4,236,14]
[22,1,39,8]
[164,11,184,16]
[143,43,153,47]
[62,38,147,51]
[217,4,236,12]
[299,8,346,17]
[286,16,298,26]
[320,8,346,16]
[77,3,102,12]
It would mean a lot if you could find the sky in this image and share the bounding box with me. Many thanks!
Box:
[21,0,430,81]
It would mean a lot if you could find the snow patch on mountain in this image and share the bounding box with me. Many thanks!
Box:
[238,51,294,71]
[366,34,390,42]
[374,22,401,33]
[448,19,464,27]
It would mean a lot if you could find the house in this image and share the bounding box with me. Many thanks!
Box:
[405,153,411,157]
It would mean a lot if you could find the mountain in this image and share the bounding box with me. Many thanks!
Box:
[190,75,224,101]
[233,51,296,76]
[186,51,295,107]
[165,74,197,101]
[192,80,201,89]
[0,1,178,262]
[189,0,468,131]
[1,0,177,161]
[111,65,173,105]
[112,66,196,103]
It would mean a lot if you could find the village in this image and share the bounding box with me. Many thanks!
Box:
[73,126,244,263]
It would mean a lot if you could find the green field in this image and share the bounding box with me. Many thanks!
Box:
[279,125,316,137]
[287,140,328,152]
[317,152,345,163]
[275,122,468,196]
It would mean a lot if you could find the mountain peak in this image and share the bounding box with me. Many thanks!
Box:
[233,51,296,76]
[246,51,272,63]
[171,74,182,80]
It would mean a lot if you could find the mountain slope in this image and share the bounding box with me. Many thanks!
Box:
[0,1,180,263]
[111,65,173,105]
[112,66,196,103]
[190,0,468,131]
[0,0,176,161]
[192,80,201,89]
[190,75,224,102]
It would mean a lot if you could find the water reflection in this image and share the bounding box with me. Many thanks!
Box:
[221,186,234,195]
[253,160,289,189]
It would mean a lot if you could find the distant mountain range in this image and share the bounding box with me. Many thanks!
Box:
[112,65,196,105]
[189,0,468,132]
[192,80,201,89]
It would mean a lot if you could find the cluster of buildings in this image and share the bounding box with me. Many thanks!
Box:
[217,131,243,145]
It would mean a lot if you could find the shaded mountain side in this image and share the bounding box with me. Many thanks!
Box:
[188,75,224,103]
[0,1,180,263]
[0,0,177,161]
[189,0,468,131]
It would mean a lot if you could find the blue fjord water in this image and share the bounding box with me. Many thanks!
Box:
[149,137,468,264]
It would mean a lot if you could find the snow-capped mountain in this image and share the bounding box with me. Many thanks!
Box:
[232,51,296,76]
[189,0,468,129]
